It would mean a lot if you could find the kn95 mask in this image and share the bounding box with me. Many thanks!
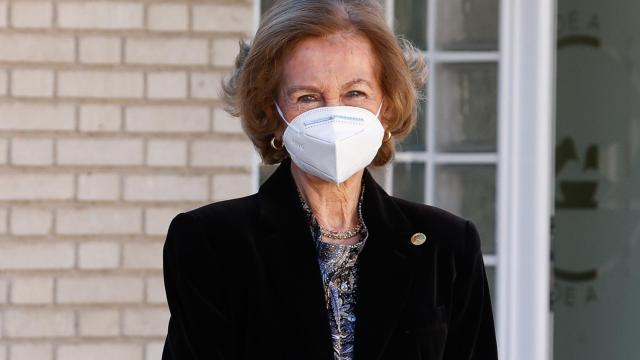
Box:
[275,101,384,184]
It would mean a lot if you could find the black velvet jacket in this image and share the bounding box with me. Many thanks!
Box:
[162,158,498,360]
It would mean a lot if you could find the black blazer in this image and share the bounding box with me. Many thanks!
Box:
[162,158,498,360]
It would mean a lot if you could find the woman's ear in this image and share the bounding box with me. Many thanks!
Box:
[381,102,393,129]
[269,100,285,133]
[274,127,285,139]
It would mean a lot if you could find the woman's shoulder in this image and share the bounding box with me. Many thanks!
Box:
[179,193,260,228]
[164,194,260,256]
[389,195,481,255]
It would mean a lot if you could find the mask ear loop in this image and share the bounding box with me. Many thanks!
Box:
[272,102,297,149]
[375,99,384,118]
[274,101,301,135]
[274,102,290,125]
[376,99,392,142]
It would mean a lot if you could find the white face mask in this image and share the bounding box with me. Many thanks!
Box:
[275,101,384,184]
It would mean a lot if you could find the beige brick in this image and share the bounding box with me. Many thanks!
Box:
[192,5,253,34]
[77,172,120,201]
[11,276,54,304]
[0,242,74,270]
[0,70,7,95]
[213,173,253,201]
[10,207,53,235]
[191,139,254,168]
[10,343,53,360]
[0,2,6,28]
[11,1,53,28]
[0,135,7,160]
[144,207,182,235]
[58,344,142,360]
[145,342,164,360]
[0,174,74,200]
[213,108,243,134]
[57,276,144,304]
[147,72,187,99]
[148,3,188,31]
[147,139,187,167]
[78,241,120,269]
[123,242,163,270]
[10,138,53,165]
[123,308,169,336]
[0,34,74,62]
[58,2,144,29]
[0,278,8,303]
[11,69,54,97]
[56,207,142,235]
[190,72,223,99]
[5,309,74,338]
[79,36,121,64]
[0,138,7,164]
[212,38,240,67]
[0,103,75,131]
[57,138,144,166]
[0,208,9,234]
[146,276,166,304]
[0,207,7,233]
[58,71,144,99]
[124,175,208,202]
[78,309,120,336]
[125,106,209,133]
[126,38,208,65]
[79,104,121,132]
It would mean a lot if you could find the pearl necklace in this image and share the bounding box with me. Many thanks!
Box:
[296,181,365,240]
[319,222,363,240]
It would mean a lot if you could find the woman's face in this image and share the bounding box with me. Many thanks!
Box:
[276,31,385,132]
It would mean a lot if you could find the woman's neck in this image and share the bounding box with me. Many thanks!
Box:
[290,162,363,244]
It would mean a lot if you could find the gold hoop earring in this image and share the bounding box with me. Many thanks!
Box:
[270,136,284,150]
[383,130,392,143]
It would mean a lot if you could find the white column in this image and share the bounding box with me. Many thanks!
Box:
[496,0,556,359]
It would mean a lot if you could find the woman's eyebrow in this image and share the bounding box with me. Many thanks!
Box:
[341,78,373,90]
[286,85,322,97]
[285,79,372,98]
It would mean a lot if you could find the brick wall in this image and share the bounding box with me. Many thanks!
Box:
[0,1,256,359]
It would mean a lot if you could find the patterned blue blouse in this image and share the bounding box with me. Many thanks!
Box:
[298,186,368,360]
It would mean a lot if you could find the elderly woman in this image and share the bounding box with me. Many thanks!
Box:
[162,0,497,359]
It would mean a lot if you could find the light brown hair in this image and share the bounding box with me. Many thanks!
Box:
[223,0,427,166]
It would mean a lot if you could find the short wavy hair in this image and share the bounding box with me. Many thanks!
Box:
[223,0,427,166]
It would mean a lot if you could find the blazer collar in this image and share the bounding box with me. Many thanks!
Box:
[256,159,421,360]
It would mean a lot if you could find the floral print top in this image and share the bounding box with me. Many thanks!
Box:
[298,185,368,360]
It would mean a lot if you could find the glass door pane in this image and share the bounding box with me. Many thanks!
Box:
[392,162,426,203]
[394,0,428,50]
[435,165,496,253]
[435,63,498,152]
[436,0,499,50]
[553,0,640,358]
[396,86,427,151]
[260,0,276,14]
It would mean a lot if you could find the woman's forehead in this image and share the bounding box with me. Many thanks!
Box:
[281,32,380,90]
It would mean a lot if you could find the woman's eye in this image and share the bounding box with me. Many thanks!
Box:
[346,90,366,98]
[297,95,319,103]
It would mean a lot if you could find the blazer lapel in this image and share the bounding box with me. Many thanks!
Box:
[255,159,334,360]
[354,169,421,360]
[255,159,422,360]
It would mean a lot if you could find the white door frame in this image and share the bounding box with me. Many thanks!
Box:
[496,0,556,359]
